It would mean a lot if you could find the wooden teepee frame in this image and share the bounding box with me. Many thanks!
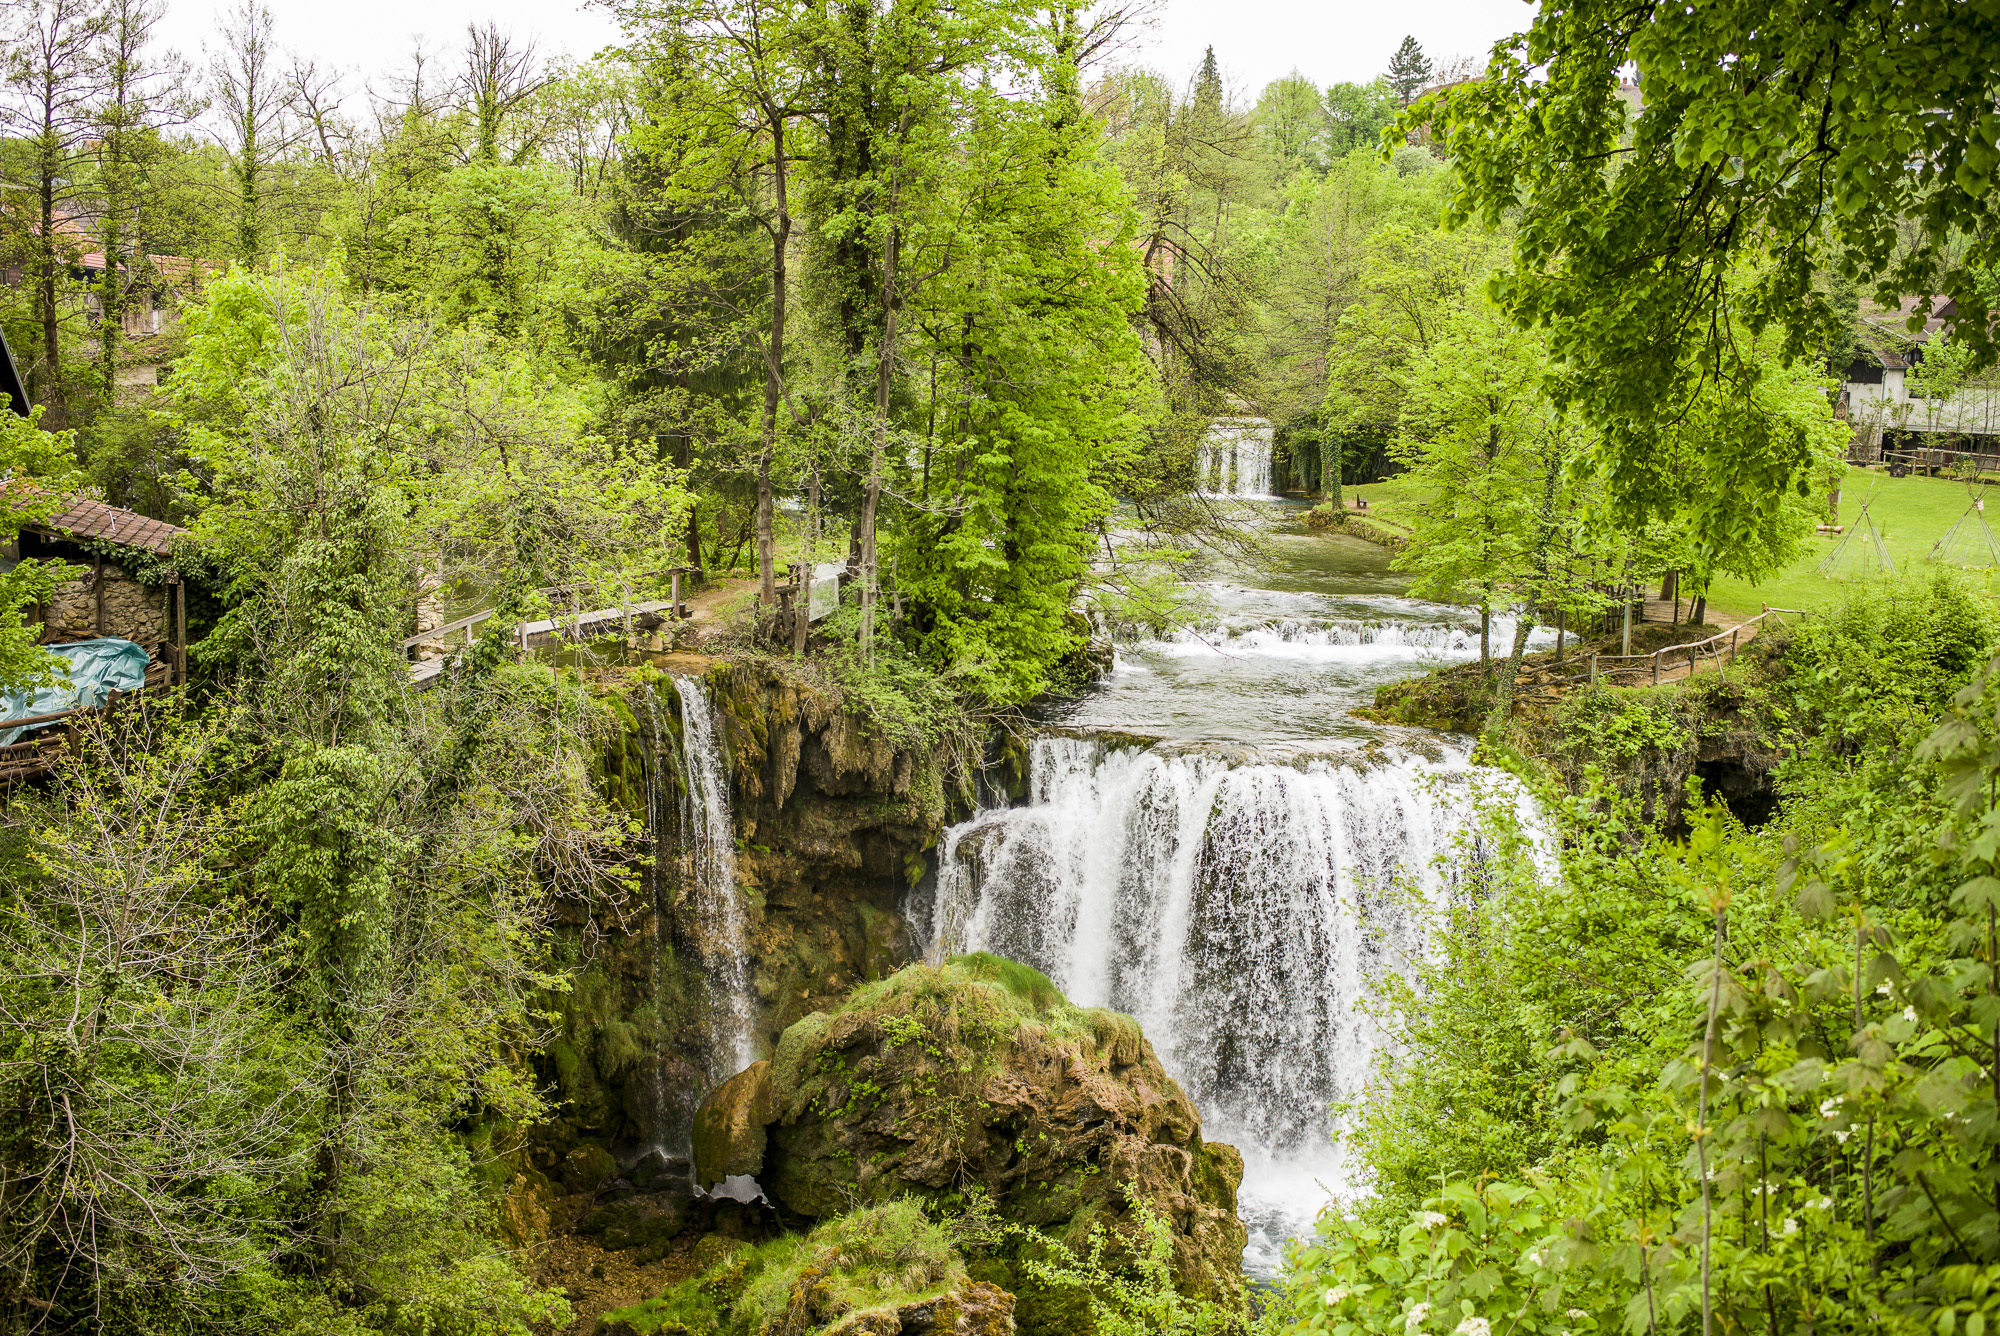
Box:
[1818,491,1897,580]
[1928,487,2000,569]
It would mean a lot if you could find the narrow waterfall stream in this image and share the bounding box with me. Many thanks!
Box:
[673,677,759,1078]
[923,502,1553,1275]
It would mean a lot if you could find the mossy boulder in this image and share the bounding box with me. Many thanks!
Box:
[595,1201,1010,1336]
[695,954,1247,1314]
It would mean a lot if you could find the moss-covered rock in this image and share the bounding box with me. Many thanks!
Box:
[705,954,1247,1317]
[595,1201,1008,1336]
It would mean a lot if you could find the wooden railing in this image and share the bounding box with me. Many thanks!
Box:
[402,569,697,655]
[1532,605,1809,688]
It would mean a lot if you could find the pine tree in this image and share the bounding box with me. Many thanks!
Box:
[1386,35,1431,107]
[1194,44,1222,114]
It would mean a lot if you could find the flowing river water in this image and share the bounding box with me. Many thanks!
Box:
[918,491,1554,1276]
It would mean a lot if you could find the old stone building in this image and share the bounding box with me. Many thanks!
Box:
[12,497,187,670]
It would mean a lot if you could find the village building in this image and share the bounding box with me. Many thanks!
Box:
[7,495,188,683]
[1840,295,2000,471]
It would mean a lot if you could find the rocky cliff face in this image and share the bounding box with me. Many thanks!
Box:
[691,954,1248,1330]
[707,660,964,1045]
[523,658,967,1183]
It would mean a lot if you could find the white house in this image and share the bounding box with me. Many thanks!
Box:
[1842,295,2000,469]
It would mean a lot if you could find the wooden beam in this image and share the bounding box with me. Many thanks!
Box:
[174,579,186,686]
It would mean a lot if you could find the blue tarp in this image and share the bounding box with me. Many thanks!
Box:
[0,638,150,745]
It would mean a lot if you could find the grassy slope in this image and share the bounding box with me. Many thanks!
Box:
[1704,465,2000,618]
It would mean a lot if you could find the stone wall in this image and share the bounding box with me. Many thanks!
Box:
[43,561,167,651]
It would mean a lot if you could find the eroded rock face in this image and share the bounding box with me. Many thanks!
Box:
[695,956,1247,1311]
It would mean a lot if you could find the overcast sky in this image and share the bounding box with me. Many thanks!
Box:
[154,0,1531,111]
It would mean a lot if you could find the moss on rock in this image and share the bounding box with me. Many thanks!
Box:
[595,1201,1008,1336]
[691,953,1246,1325]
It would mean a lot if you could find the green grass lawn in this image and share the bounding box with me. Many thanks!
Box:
[1706,465,2000,618]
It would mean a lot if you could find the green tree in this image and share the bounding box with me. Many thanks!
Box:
[1384,35,1430,107]
[4,0,109,424]
[94,0,186,394]
[1421,0,2000,475]
[1383,299,1599,710]
[208,0,298,266]
[1320,79,1395,155]
[1251,72,1325,177]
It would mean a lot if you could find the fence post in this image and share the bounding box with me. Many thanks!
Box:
[1589,653,1599,686]
[1652,652,1660,687]
[1730,628,1738,664]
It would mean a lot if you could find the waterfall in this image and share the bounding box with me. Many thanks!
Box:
[673,676,759,1077]
[927,737,1539,1272]
[1197,419,1274,499]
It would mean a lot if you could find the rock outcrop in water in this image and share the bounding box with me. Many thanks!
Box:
[691,953,1248,1322]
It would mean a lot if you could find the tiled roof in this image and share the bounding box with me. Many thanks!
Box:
[31,497,184,556]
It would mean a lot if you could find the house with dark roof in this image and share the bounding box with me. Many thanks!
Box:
[1842,296,2000,468]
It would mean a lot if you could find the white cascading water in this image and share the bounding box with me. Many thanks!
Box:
[1158,614,1559,662]
[674,676,759,1076]
[1197,419,1274,498]
[927,737,1542,1274]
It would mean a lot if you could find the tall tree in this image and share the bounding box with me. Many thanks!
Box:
[456,22,546,165]
[4,0,110,421]
[1252,72,1324,176]
[1193,44,1221,115]
[1385,35,1430,107]
[614,0,816,608]
[208,0,295,265]
[95,0,185,396]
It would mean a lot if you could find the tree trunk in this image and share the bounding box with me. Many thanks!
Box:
[38,156,58,416]
[1479,603,1490,673]
[858,215,901,656]
[1485,602,1537,734]
[1322,436,1341,507]
[686,508,705,577]
[756,129,792,606]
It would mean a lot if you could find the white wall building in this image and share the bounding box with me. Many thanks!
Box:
[1842,296,2000,467]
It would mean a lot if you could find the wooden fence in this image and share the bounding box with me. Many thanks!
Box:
[1530,605,1808,689]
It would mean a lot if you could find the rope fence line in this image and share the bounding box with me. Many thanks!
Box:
[1529,605,1810,689]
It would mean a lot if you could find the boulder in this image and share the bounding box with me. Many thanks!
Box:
[631,1148,692,1192]
[563,1143,619,1193]
[692,1059,775,1189]
[709,953,1246,1310]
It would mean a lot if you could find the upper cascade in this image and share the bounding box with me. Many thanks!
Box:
[1197,417,1275,498]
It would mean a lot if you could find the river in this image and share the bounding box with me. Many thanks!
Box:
[919,492,1553,1276]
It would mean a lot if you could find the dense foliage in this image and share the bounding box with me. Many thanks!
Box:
[1270,574,2000,1335]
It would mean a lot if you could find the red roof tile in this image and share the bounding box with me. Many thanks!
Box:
[31,497,184,556]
